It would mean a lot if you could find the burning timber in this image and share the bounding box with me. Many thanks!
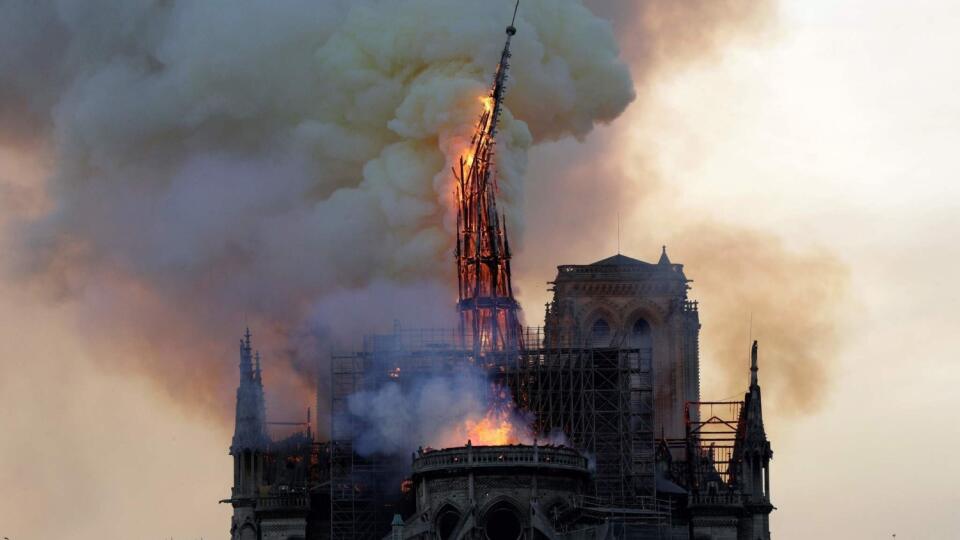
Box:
[223,6,774,540]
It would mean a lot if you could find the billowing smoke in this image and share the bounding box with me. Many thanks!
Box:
[346,372,487,455]
[585,0,776,72]
[515,0,851,416]
[2,0,846,427]
[0,0,634,424]
[344,366,534,456]
[667,223,849,413]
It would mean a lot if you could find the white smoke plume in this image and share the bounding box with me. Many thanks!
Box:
[344,367,524,456]
[0,0,635,423]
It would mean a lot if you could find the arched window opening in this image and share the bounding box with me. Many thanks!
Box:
[590,318,611,347]
[631,318,651,341]
[237,525,257,540]
[484,501,522,540]
[630,319,653,348]
[628,318,653,371]
[436,505,462,540]
[244,450,253,480]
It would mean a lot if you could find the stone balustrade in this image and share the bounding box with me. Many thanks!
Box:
[412,444,589,476]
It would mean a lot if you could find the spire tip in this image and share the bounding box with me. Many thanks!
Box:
[507,0,520,35]
[658,245,671,265]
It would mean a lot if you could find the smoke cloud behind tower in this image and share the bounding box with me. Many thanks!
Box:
[0,0,636,422]
[0,0,845,424]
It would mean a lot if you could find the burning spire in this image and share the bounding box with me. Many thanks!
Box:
[454,2,523,355]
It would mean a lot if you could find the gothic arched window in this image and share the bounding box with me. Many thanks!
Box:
[436,504,462,540]
[484,501,523,540]
[591,318,611,347]
[631,319,652,345]
[238,525,257,540]
[629,318,653,371]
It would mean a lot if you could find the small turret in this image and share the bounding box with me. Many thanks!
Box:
[743,340,768,448]
[231,329,269,453]
[239,328,253,380]
[391,514,405,540]
[735,340,774,539]
[227,330,270,540]
[658,245,671,265]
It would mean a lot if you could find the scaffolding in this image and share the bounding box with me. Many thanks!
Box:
[682,401,746,506]
[520,346,655,504]
[329,331,467,540]
[330,347,409,540]
[328,326,663,539]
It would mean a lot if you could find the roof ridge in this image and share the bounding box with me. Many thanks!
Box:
[588,253,651,266]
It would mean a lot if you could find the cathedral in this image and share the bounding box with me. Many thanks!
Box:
[223,12,774,540]
[224,250,774,540]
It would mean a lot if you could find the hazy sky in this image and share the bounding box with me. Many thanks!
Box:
[520,1,960,537]
[2,1,958,539]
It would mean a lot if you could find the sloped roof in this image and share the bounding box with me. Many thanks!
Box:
[658,245,671,265]
[588,254,654,267]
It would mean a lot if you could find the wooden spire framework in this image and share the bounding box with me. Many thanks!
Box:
[453,4,523,355]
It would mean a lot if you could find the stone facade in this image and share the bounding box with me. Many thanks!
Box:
[260,518,309,540]
[545,250,700,440]
[225,330,322,540]
[397,444,591,539]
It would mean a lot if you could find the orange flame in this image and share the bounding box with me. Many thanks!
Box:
[433,388,533,449]
[452,386,533,448]
[464,408,525,446]
[481,95,494,114]
[460,96,494,170]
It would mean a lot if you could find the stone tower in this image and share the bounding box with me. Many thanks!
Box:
[229,329,269,540]
[544,248,701,439]
[735,340,774,540]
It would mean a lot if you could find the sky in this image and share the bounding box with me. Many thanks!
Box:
[1,0,959,538]
[519,0,960,537]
